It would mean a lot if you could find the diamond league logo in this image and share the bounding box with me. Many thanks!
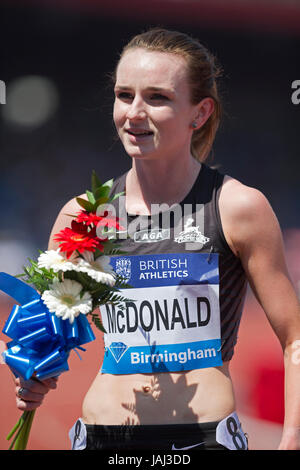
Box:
[108,342,128,363]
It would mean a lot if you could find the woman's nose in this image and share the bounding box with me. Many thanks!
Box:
[126,97,147,120]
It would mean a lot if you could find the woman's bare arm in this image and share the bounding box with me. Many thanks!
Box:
[220,177,300,450]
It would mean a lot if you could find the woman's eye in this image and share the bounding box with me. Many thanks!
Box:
[115,91,169,102]
[116,92,133,100]
[150,94,169,101]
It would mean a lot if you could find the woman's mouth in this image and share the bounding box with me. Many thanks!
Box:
[126,128,153,138]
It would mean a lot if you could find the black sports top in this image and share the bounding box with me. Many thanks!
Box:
[100,164,248,374]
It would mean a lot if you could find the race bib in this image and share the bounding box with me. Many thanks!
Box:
[216,412,248,450]
[69,419,87,450]
[100,252,222,374]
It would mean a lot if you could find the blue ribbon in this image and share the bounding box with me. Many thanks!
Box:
[0,272,95,381]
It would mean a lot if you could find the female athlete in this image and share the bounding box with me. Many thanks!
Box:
[14,28,300,451]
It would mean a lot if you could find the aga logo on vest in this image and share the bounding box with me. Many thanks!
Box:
[134,228,170,243]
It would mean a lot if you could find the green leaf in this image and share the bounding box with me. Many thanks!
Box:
[76,197,94,212]
[86,190,96,204]
[103,178,114,190]
[94,186,110,201]
[95,196,109,207]
[91,170,102,194]
[16,253,58,294]
[90,312,106,333]
[109,191,125,202]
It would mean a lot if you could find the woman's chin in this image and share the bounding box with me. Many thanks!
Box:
[125,148,158,161]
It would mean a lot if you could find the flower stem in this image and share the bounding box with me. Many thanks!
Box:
[6,416,23,441]
[21,410,36,449]
[7,413,27,450]
[7,410,36,450]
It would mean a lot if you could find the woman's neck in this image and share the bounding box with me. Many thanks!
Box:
[125,155,202,215]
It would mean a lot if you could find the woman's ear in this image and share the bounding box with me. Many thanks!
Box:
[192,97,215,129]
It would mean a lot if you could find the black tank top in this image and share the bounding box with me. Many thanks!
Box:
[100,163,247,374]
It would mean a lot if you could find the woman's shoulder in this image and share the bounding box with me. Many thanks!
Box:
[55,192,88,225]
[61,193,87,212]
[218,174,278,256]
[220,175,271,216]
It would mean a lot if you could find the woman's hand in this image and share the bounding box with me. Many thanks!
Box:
[15,376,58,411]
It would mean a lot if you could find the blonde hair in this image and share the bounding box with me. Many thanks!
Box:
[115,28,223,162]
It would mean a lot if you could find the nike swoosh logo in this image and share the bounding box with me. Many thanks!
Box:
[171,442,205,450]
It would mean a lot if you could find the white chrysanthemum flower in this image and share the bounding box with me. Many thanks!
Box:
[77,254,116,287]
[41,279,92,323]
[38,249,78,273]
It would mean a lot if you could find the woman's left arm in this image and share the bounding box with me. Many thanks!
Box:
[220,178,300,450]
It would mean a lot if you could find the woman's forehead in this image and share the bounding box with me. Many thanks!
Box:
[115,48,188,88]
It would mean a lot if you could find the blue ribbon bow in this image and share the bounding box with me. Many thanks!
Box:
[0,272,95,380]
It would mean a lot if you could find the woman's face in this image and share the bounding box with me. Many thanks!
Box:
[113,48,200,163]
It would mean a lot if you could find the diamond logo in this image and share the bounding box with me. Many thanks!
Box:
[108,342,128,363]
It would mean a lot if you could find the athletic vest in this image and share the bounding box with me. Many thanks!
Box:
[100,164,248,374]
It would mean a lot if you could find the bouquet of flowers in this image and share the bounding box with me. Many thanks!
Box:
[0,171,129,450]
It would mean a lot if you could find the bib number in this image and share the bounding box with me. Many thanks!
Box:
[226,416,246,450]
[216,412,248,450]
[68,418,87,450]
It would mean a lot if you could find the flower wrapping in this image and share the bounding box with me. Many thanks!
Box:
[1,272,95,381]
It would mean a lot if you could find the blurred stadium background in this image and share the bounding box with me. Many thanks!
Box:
[0,0,299,450]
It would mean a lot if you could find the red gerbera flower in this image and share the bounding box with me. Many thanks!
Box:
[54,220,105,258]
[76,210,124,230]
[75,211,101,226]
